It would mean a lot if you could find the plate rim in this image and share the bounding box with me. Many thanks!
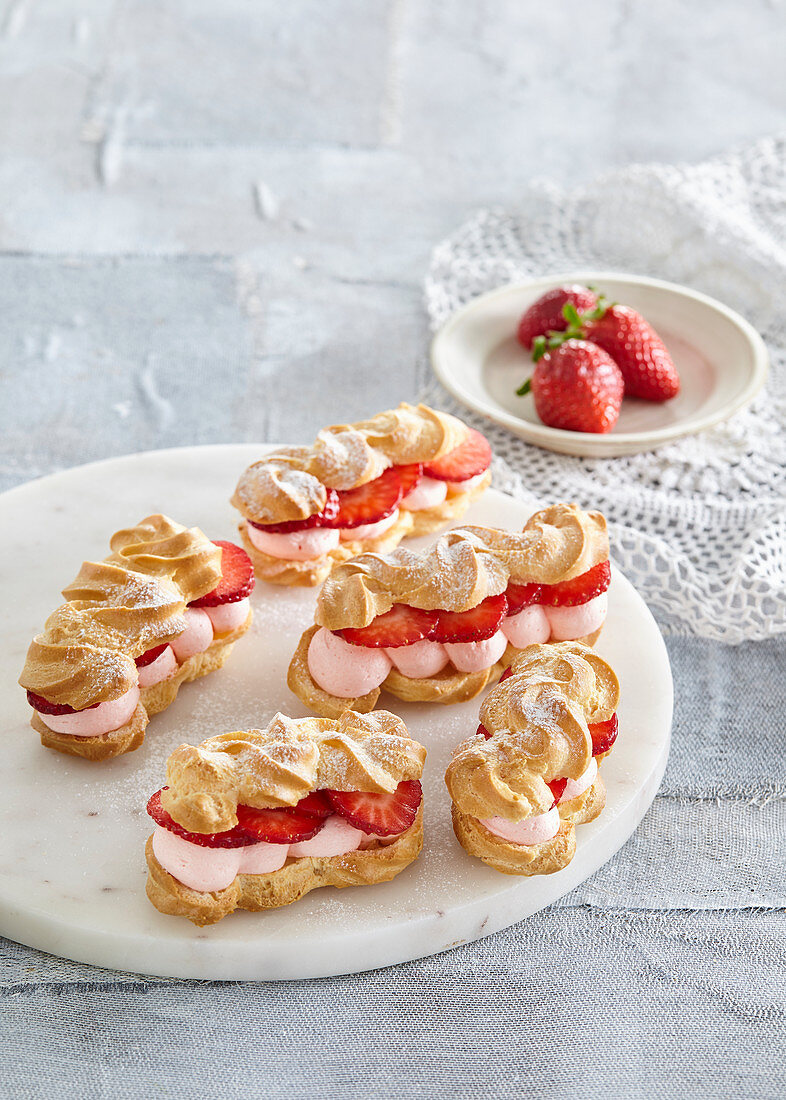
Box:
[430,270,769,456]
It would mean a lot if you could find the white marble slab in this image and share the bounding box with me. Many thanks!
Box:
[0,446,672,980]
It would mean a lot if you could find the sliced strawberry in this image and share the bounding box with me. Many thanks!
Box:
[589,713,618,756]
[433,593,507,644]
[423,429,492,483]
[339,604,438,649]
[191,541,255,607]
[323,467,403,529]
[505,581,544,614]
[235,803,325,844]
[499,667,513,683]
[293,790,333,818]
[146,789,254,848]
[135,643,169,668]
[477,723,492,739]
[248,488,340,534]
[26,689,98,715]
[538,560,611,608]
[547,777,568,806]
[327,779,422,836]
[395,462,423,497]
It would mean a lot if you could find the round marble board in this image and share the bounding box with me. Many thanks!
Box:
[0,445,672,981]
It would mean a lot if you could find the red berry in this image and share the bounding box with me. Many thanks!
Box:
[539,560,611,607]
[433,593,507,644]
[146,789,255,848]
[547,777,568,806]
[395,463,424,497]
[323,467,403,529]
[326,779,422,837]
[135,643,169,668]
[505,581,544,614]
[589,713,619,756]
[423,429,492,482]
[339,604,438,649]
[517,285,598,349]
[477,723,492,739]
[191,541,255,607]
[248,488,340,534]
[585,305,680,401]
[526,340,624,434]
[293,790,333,818]
[499,667,513,683]
[235,803,325,845]
[26,690,98,715]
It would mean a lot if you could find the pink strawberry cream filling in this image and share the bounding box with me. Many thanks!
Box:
[545,592,608,641]
[246,522,340,561]
[559,757,598,803]
[446,471,488,493]
[204,597,250,634]
[501,605,551,648]
[36,684,140,737]
[170,607,214,661]
[152,815,368,893]
[151,826,287,893]
[307,627,392,697]
[137,645,178,688]
[400,476,447,511]
[481,805,560,847]
[339,509,399,542]
[386,639,449,678]
[443,629,508,673]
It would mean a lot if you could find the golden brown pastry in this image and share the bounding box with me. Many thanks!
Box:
[287,502,610,718]
[445,642,620,876]
[145,710,426,925]
[232,402,493,586]
[19,514,255,761]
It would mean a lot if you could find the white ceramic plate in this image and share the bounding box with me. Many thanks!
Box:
[431,272,768,457]
[0,446,672,980]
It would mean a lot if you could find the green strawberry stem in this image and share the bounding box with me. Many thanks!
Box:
[516,378,532,396]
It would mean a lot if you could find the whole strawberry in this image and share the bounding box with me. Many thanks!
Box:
[583,304,680,401]
[517,285,598,349]
[518,339,624,434]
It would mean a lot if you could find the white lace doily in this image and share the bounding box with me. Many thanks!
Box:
[423,136,786,643]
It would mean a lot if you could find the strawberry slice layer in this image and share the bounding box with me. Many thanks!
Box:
[477,723,492,739]
[506,560,611,610]
[547,777,568,806]
[395,462,423,497]
[339,604,439,649]
[26,689,98,715]
[292,790,333,818]
[147,789,256,849]
[135,643,169,668]
[423,429,492,482]
[191,541,255,607]
[433,593,507,644]
[327,779,422,836]
[589,713,618,756]
[499,667,513,683]
[235,801,326,845]
[324,466,403,529]
[248,488,340,534]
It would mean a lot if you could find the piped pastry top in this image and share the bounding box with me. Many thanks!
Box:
[445,641,619,823]
[316,503,608,631]
[160,710,427,834]
[231,402,471,525]
[19,514,222,709]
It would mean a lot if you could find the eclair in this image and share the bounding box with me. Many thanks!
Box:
[445,642,620,875]
[231,402,492,587]
[144,710,426,925]
[287,502,610,718]
[19,514,254,761]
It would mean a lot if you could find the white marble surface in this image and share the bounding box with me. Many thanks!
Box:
[0,447,671,979]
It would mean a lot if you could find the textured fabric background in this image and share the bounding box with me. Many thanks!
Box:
[2,2,786,1097]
